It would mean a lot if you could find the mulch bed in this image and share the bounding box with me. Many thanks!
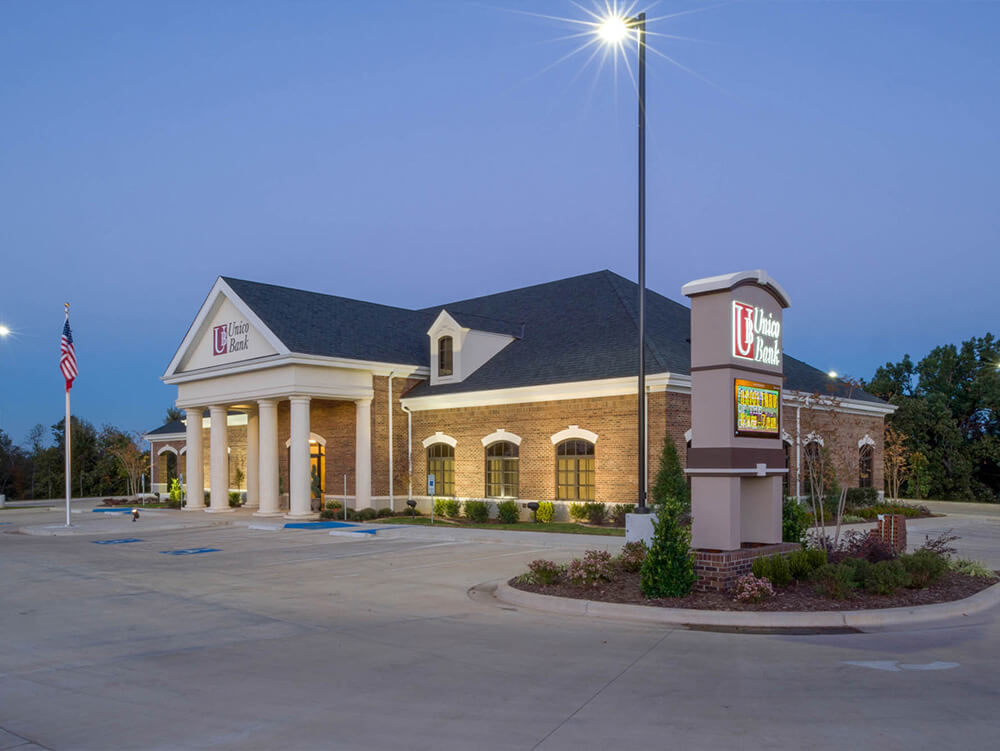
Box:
[510,569,998,612]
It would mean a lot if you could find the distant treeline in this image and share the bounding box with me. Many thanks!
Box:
[0,417,148,500]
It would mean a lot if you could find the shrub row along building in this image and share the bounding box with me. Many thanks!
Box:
[144,271,892,519]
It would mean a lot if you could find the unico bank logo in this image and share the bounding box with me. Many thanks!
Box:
[733,301,755,360]
[212,325,228,356]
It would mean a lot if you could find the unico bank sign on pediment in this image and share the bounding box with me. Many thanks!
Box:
[178,295,278,372]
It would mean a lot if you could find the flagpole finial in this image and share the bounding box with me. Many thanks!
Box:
[65,302,70,316]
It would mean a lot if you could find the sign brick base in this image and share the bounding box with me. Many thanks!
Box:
[875,514,907,553]
[694,542,801,593]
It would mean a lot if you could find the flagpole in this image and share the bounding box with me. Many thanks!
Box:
[64,302,71,527]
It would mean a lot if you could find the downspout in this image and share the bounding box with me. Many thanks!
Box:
[400,403,413,501]
[388,372,394,513]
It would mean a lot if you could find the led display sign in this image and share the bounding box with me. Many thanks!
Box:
[734,378,780,437]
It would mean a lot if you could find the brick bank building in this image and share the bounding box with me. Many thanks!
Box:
[145,271,892,519]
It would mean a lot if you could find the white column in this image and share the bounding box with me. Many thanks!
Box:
[184,408,205,510]
[244,408,259,509]
[207,405,233,513]
[355,397,372,510]
[254,399,281,517]
[286,396,315,519]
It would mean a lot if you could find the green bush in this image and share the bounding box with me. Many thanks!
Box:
[751,554,792,588]
[536,501,555,524]
[443,499,462,518]
[806,548,828,570]
[609,503,635,526]
[788,548,825,580]
[864,559,910,595]
[320,509,338,520]
[651,437,690,514]
[568,503,588,522]
[526,559,563,585]
[844,487,879,510]
[376,507,393,518]
[228,491,241,508]
[839,556,873,587]
[900,550,949,589]
[496,500,520,524]
[168,478,182,503]
[782,497,810,545]
[357,507,377,521]
[810,563,856,600]
[325,499,342,511]
[584,502,607,525]
[949,558,998,579]
[640,509,696,598]
[465,500,490,523]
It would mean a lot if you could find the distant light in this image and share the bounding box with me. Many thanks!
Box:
[828,370,838,379]
[597,15,630,44]
[0,324,9,337]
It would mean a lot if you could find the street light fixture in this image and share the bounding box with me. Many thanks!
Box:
[0,325,10,338]
[596,11,650,514]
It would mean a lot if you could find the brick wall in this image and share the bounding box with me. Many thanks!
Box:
[792,406,885,496]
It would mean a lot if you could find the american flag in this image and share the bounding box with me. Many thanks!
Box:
[60,315,77,392]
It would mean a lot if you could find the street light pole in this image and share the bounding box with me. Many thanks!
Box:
[635,12,650,514]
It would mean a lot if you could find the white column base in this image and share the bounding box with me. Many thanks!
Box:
[283,511,320,521]
[205,506,235,514]
[253,509,284,518]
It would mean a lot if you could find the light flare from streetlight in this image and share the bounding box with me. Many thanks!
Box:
[0,324,10,337]
[597,14,631,45]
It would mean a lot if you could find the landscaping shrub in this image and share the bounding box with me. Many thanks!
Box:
[343,508,359,521]
[568,503,588,522]
[527,559,563,585]
[842,530,897,563]
[618,541,648,572]
[811,563,856,600]
[464,500,490,523]
[788,548,824,580]
[444,499,462,518]
[229,491,241,507]
[918,530,959,559]
[168,478,182,503]
[855,503,928,520]
[640,509,696,598]
[900,550,949,588]
[584,502,607,526]
[864,559,910,595]
[376,507,393,518]
[949,558,998,579]
[320,509,338,520]
[536,501,555,524]
[733,574,774,603]
[651,436,690,514]
[496,500,520,524]
[751,554,791,588]
[433,498,448,517]
[325,499,342,511]
[609,503,635,526]
[839,556,873,587]
[566,550,614,588]
[844,487,879,511]
[805,548,828,570]
[357,507,377,521]
[782,497,810,545]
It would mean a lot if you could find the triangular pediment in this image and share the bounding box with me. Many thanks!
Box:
[164,278,288,377]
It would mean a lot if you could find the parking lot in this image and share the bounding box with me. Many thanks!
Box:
[2,502,1000,750]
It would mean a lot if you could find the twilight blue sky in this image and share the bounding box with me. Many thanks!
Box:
[1,0,997,445]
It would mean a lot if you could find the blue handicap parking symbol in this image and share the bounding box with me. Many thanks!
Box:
[160,547,221,556]
[93,538,143,545]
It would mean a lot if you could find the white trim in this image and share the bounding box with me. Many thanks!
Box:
[550,426,598,445]
[165,352,426,386]
[684,428,692,443]
[143,432,186,442]
[783,389,897,417]
[179,447,187,455]
[284,432,326,448]
[685,468,789,475]
[858,434,876,449]
[422,431,457,448]
[804,432,824,447]
[781,429,793,444]
[481,429,522,447]
[156,446,179,456]
[402,372,688,412]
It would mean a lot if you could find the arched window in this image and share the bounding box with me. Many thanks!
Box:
[485,441,518,498]
[427,443,455,496]
[438,336,453,377]
[859,444,874,489]
[556,440,595,501]
[166,452,177,486]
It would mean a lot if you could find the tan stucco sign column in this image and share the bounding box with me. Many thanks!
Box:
[286,396,314,520]
[207,405,233,513]
[184,407,205,510]
[254,399,281,517]
[682,270,791,551]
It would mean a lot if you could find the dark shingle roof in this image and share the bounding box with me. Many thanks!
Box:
[219,270,883,405]
[145,420,186,437]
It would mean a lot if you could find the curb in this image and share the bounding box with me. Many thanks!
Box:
[494,579,1000,632]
